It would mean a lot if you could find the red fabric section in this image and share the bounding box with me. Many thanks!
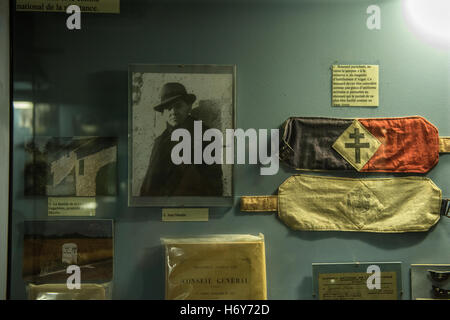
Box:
[359,117,440,173]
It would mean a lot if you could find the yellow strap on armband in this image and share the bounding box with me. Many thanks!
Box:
[240,196,278,212]
[439,137,450,153]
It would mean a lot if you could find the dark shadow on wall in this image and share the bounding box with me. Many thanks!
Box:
[284,224,431,250]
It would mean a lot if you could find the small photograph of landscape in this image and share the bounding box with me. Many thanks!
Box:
[23,220,113,284]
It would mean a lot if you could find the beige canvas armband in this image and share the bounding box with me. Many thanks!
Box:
[241,174,445,233]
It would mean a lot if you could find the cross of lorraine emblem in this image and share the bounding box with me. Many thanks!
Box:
[332,120,382,171]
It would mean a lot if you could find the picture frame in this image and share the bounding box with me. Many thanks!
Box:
[128,64,235,207]
[24,136,118,197]
[312,262,403,300]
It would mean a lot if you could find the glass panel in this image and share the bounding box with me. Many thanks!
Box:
[9,0,450,300]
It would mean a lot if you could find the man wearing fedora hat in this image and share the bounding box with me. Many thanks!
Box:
[140,82,223,197]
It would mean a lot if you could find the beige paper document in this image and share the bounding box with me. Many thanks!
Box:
[16,0,120,13]
[48,197,96,216]
[332,65,379,107]
[163,235,267,300]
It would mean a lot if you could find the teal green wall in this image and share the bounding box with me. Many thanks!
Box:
[11,0,449,299]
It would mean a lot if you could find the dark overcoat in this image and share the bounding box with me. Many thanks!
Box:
[140,116,223,196]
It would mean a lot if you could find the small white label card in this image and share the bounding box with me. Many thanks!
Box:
[162,208,209,222]
[16,0,120,13]
[332,65,379,107]
[48,197,96,216]
[62,243,78,264]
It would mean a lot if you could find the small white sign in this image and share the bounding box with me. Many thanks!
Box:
[162,208,209,222]
[62,243,78,265]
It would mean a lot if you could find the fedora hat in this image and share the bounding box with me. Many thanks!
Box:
[153,82,196,112]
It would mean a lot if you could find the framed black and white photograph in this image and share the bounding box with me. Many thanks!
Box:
[128,65,235,207]
[24,137,118,197]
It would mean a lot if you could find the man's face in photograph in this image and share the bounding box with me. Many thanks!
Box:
[162,99,191,127]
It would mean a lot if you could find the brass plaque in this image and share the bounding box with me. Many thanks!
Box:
[318,272,397,300]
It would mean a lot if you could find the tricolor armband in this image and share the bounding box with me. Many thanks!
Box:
[241,174,448,233]
[279,116,449,173]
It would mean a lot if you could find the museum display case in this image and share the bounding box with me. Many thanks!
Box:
[2,0,449,300]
